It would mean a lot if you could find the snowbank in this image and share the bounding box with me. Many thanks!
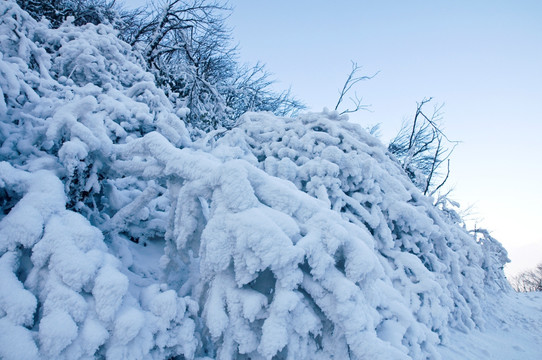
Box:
[0,2,522,359]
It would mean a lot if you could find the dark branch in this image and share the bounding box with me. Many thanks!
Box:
[334,61,378,114]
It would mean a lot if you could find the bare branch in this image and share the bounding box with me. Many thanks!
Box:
[430,159,450,196]
[389,98,458,196]
[339,93,371,115]
[510,263,542,292]
[334,61,378,114]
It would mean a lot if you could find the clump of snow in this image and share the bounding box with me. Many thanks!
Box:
[0,1,532,359]
[0,318,40,360]
[39,309,79,357]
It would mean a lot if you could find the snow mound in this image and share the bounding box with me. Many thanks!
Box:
[0,1,517,359]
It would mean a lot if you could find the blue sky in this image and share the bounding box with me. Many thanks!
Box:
[125,0,542,276]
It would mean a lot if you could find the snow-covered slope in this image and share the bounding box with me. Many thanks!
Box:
[441,291,542,359]
[0,2,538,359]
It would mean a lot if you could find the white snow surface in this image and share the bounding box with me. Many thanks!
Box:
[0,1,540,359]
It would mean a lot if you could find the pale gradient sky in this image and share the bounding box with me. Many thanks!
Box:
[125,0,542,277]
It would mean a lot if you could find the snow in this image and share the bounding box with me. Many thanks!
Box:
[0,251,37,326]
[0,318,40,360]
[39,309,79,357]
[78,318,109,356]
[92,264,129,322]
[0,1,540,359]
[440,291,542,360]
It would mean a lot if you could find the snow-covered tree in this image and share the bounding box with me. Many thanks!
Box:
[123,0,305,130]
[0,1,511,359]
[511,263,542,293]
[15,0,305,131]
[16,0,120,28]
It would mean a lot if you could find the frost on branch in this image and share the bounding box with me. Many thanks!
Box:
[0,1,511,359]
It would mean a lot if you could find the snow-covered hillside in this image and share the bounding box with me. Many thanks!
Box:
[0,2,539,359]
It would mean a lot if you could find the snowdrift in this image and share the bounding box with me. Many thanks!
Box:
[0,2,511,359]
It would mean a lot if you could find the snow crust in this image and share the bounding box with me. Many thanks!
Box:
[0,2,536,359]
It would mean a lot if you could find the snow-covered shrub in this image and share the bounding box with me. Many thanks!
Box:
[211,110,511,337]
[114,131,434,359]
[17,0,118,28]
[0,163,198,360]
[1,3,196,359]
[0,0,190,223]
[0,1,511,359]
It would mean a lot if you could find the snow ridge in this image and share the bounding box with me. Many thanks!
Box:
[0,2,510,359]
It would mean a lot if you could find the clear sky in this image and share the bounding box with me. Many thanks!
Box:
[125,0,542,277]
